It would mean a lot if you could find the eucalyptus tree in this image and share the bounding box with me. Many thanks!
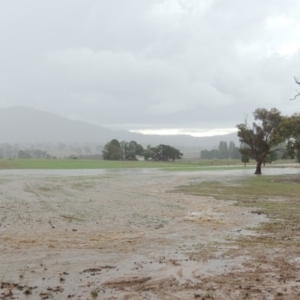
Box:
[236,108,285,174]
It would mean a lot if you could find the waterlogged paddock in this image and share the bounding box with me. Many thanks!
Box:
[0,168,299,299]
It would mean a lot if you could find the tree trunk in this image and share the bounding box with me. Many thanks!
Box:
[254,161,262,174]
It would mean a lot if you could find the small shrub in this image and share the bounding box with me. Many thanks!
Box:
[90,288,99,298]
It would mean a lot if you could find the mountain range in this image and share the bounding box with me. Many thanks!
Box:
[0,106,239,149]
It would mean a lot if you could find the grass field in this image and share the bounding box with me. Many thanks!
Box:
[170,172,300,298]
[0,158,295,170]
[173,173,300,243]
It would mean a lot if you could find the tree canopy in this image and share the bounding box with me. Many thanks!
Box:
[102,140,183,161]
[120,140,144,160]
[102,139,123,160]
[236,108,286,174]
[102,139,144,161]
[148,144,183,161]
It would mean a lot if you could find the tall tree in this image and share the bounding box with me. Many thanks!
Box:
[102,139,123,160]
[236,108,285,174]
[120,140,144,160]
[228,141,235,152]
[218,141,229,159]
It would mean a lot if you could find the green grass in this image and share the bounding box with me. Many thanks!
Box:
[173,174,300,247]
[0,159,178,169]
[162,165,253,172]
[0,158,296,170]
[174,174,300,201]
[0,159,246,170]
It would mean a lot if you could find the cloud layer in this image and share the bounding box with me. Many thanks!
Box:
[0,0,299,132]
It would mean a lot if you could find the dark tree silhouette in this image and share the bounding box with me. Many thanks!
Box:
[290,76,300,100]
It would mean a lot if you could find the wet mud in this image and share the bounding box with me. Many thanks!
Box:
[0,169,299,299]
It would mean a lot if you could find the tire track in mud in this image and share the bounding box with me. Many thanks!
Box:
[24,181,58,214]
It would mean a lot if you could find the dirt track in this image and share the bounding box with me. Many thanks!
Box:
[0,169,298,299]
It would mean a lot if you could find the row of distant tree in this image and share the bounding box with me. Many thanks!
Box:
[102,139,183,161]
[200,139,290,167]
[200,141,241,160]
[18,149,50,159]
[0,142,105,159]
[200,141,291,164]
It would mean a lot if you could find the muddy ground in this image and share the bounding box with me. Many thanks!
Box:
[0,169,299,299]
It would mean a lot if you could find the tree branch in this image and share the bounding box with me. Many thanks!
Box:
[290,76,300,100]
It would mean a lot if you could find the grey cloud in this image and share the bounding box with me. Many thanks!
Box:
[0,0,299,132]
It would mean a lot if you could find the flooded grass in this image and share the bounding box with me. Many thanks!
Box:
[0,159,247,169]
[0,159,243,170]
[0,159,175,169]
[173,174,300,249]
[162,165,254,172]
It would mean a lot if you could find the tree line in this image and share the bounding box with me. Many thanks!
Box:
[200,141,241,160]
[102,139,183,161]
[200,139,287,167]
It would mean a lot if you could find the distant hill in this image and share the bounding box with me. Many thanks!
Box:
[0,106,239,149]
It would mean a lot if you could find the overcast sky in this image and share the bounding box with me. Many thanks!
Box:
[0,0,299,136]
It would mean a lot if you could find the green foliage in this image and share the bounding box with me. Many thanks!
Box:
[264,152,278,164]
[103,139,144,161]
[102,139,123,160]
[90,288,99,298]
[149,144,183,161]
[120,140,144,160]
[236,108,285,174]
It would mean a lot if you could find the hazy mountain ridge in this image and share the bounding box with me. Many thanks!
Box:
[0,107,239,149]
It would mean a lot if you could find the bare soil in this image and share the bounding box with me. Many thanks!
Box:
[0,170,298,299]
